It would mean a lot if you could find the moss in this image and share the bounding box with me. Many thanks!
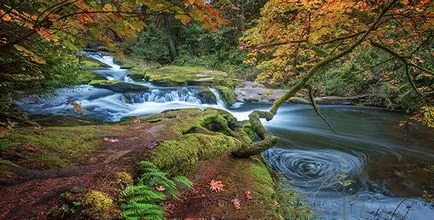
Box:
[79,56,110,69]
[0,126,103,169]
[197,155,282,219]
[288,96,310,104]
[115,171,134,186]
[0,138,8,150]
[216,86,237,106]
[127,64,235,87]
[83,190,113,212]
[149,133,242,175]
[245,97,259,103]
[276,181,313,219]
[241,123,256,141]
[89,80,148,93]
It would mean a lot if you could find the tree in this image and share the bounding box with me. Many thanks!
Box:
[0,0,227,127]
[0,0,227,57]
[234,0,434,157]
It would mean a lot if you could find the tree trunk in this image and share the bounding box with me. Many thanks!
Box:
[163,14,177,60]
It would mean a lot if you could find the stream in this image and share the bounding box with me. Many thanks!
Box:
[17,53,434,219]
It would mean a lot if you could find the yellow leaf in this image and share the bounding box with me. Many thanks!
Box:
[175,14,191,25]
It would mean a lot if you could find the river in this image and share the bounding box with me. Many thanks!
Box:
[16,53,434,219]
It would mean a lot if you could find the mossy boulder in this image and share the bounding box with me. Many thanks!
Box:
[149,133,243,175]
[216,86,237,106]
[197,87,217,104]
[89,80,148,93]
[128,65,235,87]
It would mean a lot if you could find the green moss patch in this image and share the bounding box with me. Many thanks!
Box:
[149,133,242,175]
[166,155,283,219]
[79,56,111,69]
[216,86,237,106]
[0,126,103,169]
[89,80,148,93]
[128,64,235,87]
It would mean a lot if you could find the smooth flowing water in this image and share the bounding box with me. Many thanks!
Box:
[17,54,434,219]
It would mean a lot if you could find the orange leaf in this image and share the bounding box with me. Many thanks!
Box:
[209,180,224,192]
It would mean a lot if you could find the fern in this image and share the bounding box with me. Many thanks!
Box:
[120,160,193,220]
[172,176,194,188]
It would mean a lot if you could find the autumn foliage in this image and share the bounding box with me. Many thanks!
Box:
[0,0,227,63]
[240,0,434,84]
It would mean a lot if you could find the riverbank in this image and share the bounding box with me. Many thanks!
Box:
[0,108,309,219]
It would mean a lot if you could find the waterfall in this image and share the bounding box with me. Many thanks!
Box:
[127,88,202,104]
[209,88,226,107]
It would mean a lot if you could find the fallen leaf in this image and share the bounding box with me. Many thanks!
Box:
[209,180,224,192]
[155,185,165,192]
[103,137,119,143]
[245,191,253,200]
[24,143,39,152]
[231,198,241,209]
[422,191,433,202]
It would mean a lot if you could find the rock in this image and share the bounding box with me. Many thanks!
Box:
[197,87,217,104]
[314,95,368,105]
[235,81,292,104]
[89,80,148,93]
[216,86,237,106]
[235,81,365,105]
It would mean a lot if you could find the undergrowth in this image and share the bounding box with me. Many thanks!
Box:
[120,161,193,220]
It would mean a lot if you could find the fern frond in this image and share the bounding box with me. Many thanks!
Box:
[173,176,194,188]
[122,202,164,219]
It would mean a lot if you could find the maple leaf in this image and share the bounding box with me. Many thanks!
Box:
[245,191,253,200]
[155,185,166,192]
[209,180,224,192]
[231,198,241,209]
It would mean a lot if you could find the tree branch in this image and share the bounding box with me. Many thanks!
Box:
[369,40,434,76]
[232,0,398,158]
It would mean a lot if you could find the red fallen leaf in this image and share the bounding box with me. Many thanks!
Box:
[245,191,253,200]
[24,143,39,152]
[231,198,241,209]
[155,185,165,192]
[209,180,224,192]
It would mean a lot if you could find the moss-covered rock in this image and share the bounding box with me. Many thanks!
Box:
[128,64,235,87]
[89,80,148,93]
[79,56,111,69]
[197,87,217,104]
[216,86,237,106]
[149,133,242,175]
